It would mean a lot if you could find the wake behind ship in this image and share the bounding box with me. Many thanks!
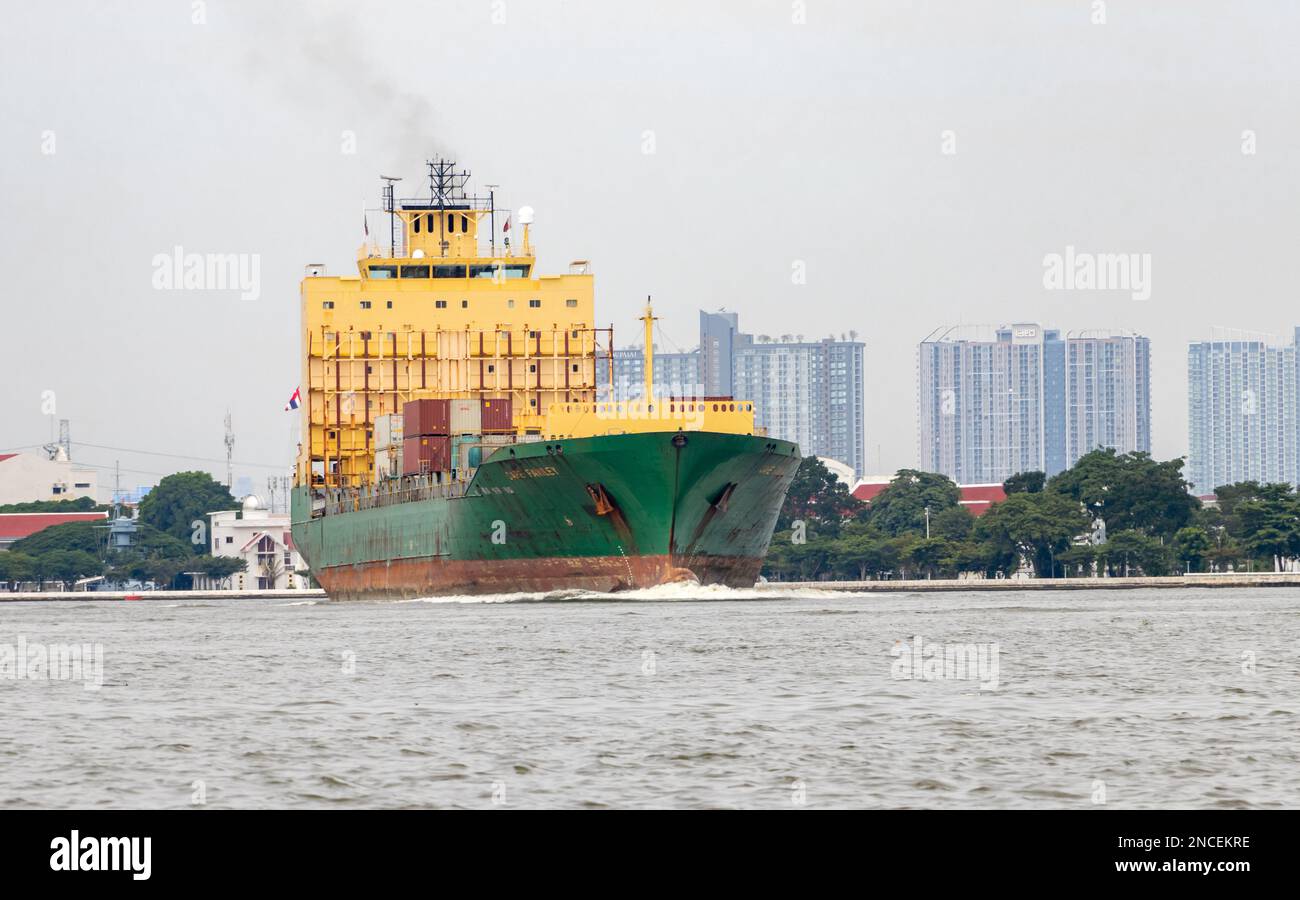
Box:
[290,160,799,599]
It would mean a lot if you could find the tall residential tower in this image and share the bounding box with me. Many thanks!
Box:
[918,325,1150,484]
[1187,330,1299,495]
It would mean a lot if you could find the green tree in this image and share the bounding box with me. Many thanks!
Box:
[902,536,948,579]
[0,552,37,585]
[1048,449,1199,539]
[1003,470,1045,494]
[974,491,1089,577]
[866,469,960,537]
[9,521,102,556]
[138,471,238,544]
[32,549,102,588]
[0,497,105,513]
[1099,530,1173,576]
[776,457,859,537]
[931,505,974,541]
[1173,526,1211,573]
[194,555,246,581]
[1057,543,1097,578]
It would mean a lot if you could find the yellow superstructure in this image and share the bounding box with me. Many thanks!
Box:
[296,159,754,489]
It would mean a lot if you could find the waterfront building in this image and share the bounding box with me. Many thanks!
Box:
[0,451,98,505]
[1187,329,1299,495]
[918,325,1151,483]
[194,495,309,590]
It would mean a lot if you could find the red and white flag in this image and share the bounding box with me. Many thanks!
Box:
[502,215,511,233]
[284,387,302,411]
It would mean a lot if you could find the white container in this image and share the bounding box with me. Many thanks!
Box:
[374,444,403,478]
[375,413,404,450]
[448,398,482,435]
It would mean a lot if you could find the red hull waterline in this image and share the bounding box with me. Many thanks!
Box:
[314,553,764,601]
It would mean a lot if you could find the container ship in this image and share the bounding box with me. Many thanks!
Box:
[290,160,800,599]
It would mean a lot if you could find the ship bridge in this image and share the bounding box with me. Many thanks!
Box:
[296,158,756,491]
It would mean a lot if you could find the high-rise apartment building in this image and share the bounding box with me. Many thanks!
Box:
[1187,330,1299,495]
[598,313,867,475]
[918,325,1151,484]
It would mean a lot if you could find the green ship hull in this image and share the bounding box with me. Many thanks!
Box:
[291,430,800,600]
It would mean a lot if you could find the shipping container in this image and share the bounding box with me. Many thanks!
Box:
[449,433,517,471]
[480,397,514,432]
[374,413,404,450]
[374,444,404,478]
[403,398,450,436]
[402,435,451,475]
[448,398,482,435]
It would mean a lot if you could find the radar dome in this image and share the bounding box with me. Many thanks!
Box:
[517,206,535,225]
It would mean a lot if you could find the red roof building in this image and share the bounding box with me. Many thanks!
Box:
[851,480,1006,517]
[0,512,108,550]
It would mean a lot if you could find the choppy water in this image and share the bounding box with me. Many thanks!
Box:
[1,586,1296,809]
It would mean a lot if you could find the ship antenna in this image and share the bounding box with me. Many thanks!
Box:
[427,158,471,258]
[485,183,499,257]
[380,175,402,258]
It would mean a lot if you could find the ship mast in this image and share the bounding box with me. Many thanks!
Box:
[641,297,657,402]
[427,158,471,258]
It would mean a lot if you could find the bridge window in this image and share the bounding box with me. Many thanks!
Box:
[434,265,466,278]
[426,214,433,231]
[413,217,421,234]
[400,265,430,278]
[448,214,456,233]
[462,214,469,232]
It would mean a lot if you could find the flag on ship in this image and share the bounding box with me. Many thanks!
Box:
[502,215,510,233]
[284,387,302,411]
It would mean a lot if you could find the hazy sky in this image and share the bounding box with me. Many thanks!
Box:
[3,0,1297,495]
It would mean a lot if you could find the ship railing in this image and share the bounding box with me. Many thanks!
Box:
[316,474,471,515]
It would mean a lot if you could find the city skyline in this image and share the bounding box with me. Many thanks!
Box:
[918,323,1153,486]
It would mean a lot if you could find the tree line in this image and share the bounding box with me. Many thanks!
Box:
[763,449,1300,581]
[0,471,245,591]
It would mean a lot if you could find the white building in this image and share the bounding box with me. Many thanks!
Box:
[0,451,98,505]
[195,496,309,591]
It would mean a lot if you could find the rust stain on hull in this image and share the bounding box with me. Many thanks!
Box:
[315,553,762,601]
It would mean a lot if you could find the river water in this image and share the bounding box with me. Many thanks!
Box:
[1,586,1295,809]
